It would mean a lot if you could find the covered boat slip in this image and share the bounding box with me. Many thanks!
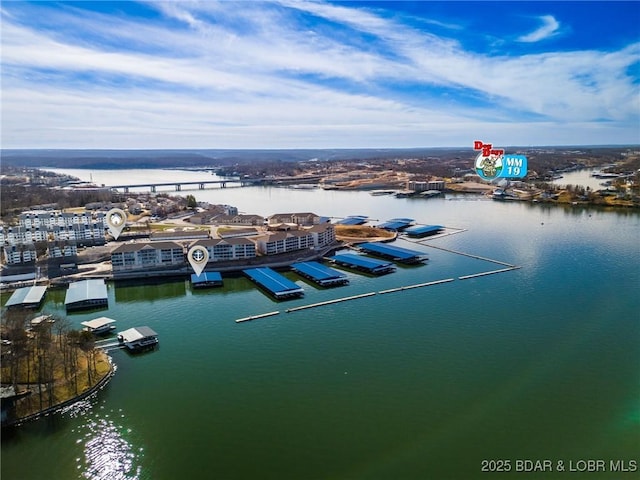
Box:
[64,279,108,311]
[357,242,427,264]
[190,271,223,288]
[243,267,304,299]
[117,326,158,351]
[81,316,117,335]
[404,224,444,238]
[5,285,47,308]
[328,253,396,275]
[375,218,414,231]
[291,261,349,287]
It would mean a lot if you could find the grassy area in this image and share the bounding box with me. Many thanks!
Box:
[334,225,395,240]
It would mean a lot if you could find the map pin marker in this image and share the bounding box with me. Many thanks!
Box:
[188,245,209,277]
[106,208,127,239]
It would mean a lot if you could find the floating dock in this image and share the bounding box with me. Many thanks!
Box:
[327,253,396,275]
[357,242,427,264]
[235,311,280,323]
[243,267,304,299]
[291,261,349,287]
[285,292,377,313]
[64,279,108,311]
[190,271,223,288]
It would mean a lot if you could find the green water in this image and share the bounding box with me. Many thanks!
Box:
[2,191,639,480]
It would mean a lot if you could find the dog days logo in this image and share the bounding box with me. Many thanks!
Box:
[473,141,527,181]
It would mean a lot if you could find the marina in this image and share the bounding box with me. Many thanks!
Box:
[290,261,349,287]
[356,241,427,264]
[242,267,305,299]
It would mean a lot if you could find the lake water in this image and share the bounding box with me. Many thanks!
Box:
[2,169,639,479]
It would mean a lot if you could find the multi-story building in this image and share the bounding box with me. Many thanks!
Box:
[255,230,315,255]
[190,238,257,262]
[267,212,321,227]
[111,242,185,272]
[2,244,37,265]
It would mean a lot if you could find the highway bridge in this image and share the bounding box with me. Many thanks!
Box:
[107,175,323,192]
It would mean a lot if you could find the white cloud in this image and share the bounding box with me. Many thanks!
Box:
[517,15,561,43]
[0,2,638,149]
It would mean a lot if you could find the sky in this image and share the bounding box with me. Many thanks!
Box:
[1,1,639,149]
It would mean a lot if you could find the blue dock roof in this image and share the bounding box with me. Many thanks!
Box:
[336,215,368,225]
[405,225,443,237]
[376,218,414,230]
[291,261,348,286]
[328,253,395,274]
[243,267,304,298]
[191,271,223,284]
[358,242,426,262]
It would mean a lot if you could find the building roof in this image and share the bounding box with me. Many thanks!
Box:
[243,267,304,297]
[190,271,222,284]
[405,225,443,236]
[358,242,425,261]
[376,218,414,230]
[81,317,116,329]
[5,285,47,307]
[291,261,347,282]
[112,241,183,253]
[118,326,158,343]
[336,216,368,225]
[64,279,108,305]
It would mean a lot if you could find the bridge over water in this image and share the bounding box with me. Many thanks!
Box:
[108,178,261,193]
[108,175,323,192]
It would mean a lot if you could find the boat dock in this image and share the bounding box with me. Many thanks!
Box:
[190,271,223,288]
[356,242,427,264]
[243,267,304,299]
[404,224,444,238]
[327,253,396,275]
[291,261,349,287]
[375,218,414,231]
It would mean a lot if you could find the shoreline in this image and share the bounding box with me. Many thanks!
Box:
[2,353,115,428]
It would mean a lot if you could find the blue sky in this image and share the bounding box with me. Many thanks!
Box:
[1,1,639,149]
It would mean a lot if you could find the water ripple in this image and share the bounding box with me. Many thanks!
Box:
[75,406,143,480]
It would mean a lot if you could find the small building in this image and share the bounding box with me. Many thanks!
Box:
[117,326,158,352]
[5,285,47,309]
[64,279,108,311]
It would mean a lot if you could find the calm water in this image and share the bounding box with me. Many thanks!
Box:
[3,169,639,479]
